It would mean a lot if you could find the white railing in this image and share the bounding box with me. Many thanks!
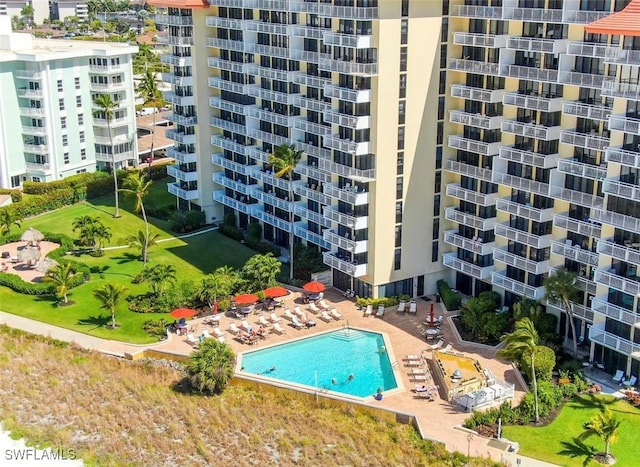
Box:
[211,136,249,155]
[602,79,640,100]
[563,9,611,24]
[167,164,198,183]
[448,135,501,156]
[24,162,50,172]
[603,179,640,202]
[294,205,331,228]
[318,58,378,76]
[453,33,508,48]
[444,207,496,231]
[549,187,604,209]
[322,31,372,49]
[213,191,251,214]
[558,71,605,89]
[442,253,493,280]
[592,298,638,326]
[597,238,640,266]
[448,59,500,75]
[562,101,611,121]
[323,206,368,230]
[495,173,550,197]
[323,230,367,254]
[253,170,291,192]
[449,110,502,130]
[503,92,564,113]
[589,329,640,356]
[316,159,375,182]
[19,107,46,117]
[450,84,504,103]
[494,223,552,249]
[324,83,371,103]
[293,118,332,136]
[443,231,495,256]
[546,300,594,324]
[167,147,197,164]
[496,198,554,223]
[206,37,245,52]
[207,57,247,74]
[556,159,607,180]
[210,117,246,135]
[212,173,255,196]
[252,189,293,212]
[491,272,546,300]
[293,183,332,206]
[501,120,561,141]
[156,14,192,26]
[590,208,640,235]
[550,240,599,267]
[452,5,502,19]
[294,163,331,183]
[323,184,369,206]
[168,182,198,201]
[507,37,566,54]
[493,249,550,275]
[208,77,247,94]
[211,153,257,176]
[605,146,640,168]
[566,41,608,58]
[604,47,640,66]
[553,213,602,238]
[594,268,640,297]
[445,184,498,206]
[500,64,558,83]
[503,7,563,22]
[444,160,493,182]
[251,208,292,233]
[209,97,248,115]
[205,16,242,29]
[322,252,368,277]
[294,225,331,250]
[499,146,558,169]
[609,114,640,136]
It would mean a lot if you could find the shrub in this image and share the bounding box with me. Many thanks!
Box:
[170,210,206,233]
[0,273,54,295]
[478,290,501,309]
[0,189,22,203]
[436,280,461,311]
[247,222,262,240]
[521,345,556,382]
[218,223,244,242]
[223,213,236,227]
[142,318,170,340]
[245,236,281,256]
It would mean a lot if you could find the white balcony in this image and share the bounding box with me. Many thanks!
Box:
[449,110,502,130]
[317,159,375,182]
[322,31,372,48]
[247,86,299,106]
[168,182,198,201]
[295,141,332,161]
[603,179,640,202]
[594,268,640,297]
[207,57,248,74]
[253,170,291,192]
[562,101,611,121]
[589,329,640,357]
[245,18,289,34]
[290,25,325,40]
[164,35,194,46]
[213,190,251,214]
[209,117,247,136]
[298,3,378,20]
[502,92,564,113]
[450,84,505,103]
[549,187,604,209]
[166,129,196,145]
[452,5,502,19]
[294,205,331,228]
[248,128,289,147]
[294,95,332,113]
[15,70,42,80]
[23,143,47,155]
[206,37,245,52]
[609,114,640,136]
[167,164,198,183]
[444,207,496,231]
[560,130,609,152]
[563,10,611,24]
[90,81,128,92]
[251,207,292,233]
[210,97,249,115]
[491,272,546,300]
[443,231,495,256]
[556,159,607,181]
[245,43,290,59]
[17,88,43,98]
[211,136,250,156]
[168,147,197,164]
[598,238,640,267]
[205,16,242,29]
[507,37,567,54]
[293,183,332,205]
[88,63,123,73]
[323,184,369,206]
[448,59,500,75]
[323,83,371,103]
[21,125,47,136]
[444,160,493,182]
[95,151,134,164]
[602,79,640,100]
[550,240,599,267]
[245,147,271,164]
[211,153,258,176]
[453,32,508,48]
[94,133,133,145]
[493,249,550,275]
[442,253,493,280]
[247,65,293,82]
[160,54,192,67]
[291,72,331,89]
[323,134,369,155]
[499,64,558,83]
[323,206,368,230]
[558,71,605,89]
[448,135,501,156]
[499,146,558,169]
[323,110,370,130]
[294,225,331,250]
[294,162,331,183]
[212,172,256,196]
[165,113,197,127]
[156,14,193,26]
[24,162,51,173]
[503,7,563,21]
[566,41,608,58]
[494,223,552,249]
[208,77,247,94]
[165,93,195,107]
[553,213,602,238]
[546,300,594,324]
[446,184,498,206]
[496,198,554,223]
[318,58,378,76]
[494,173,550,197]
[289,49,331,63]
[605,146,640,168]
[19,107,46,117]
[592,298,638,326]
[604,47,640,66]
[252,189,293,212]
[323,230,367,254]
[322,252,368,277]
[293,119,332,136]
[501,120,561,141]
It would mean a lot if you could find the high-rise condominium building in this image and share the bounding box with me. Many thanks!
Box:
[0,0,50,25]
[154,0,449,299]
[0,16,138,189]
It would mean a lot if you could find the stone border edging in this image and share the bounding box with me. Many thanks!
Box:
[447,314,506,351]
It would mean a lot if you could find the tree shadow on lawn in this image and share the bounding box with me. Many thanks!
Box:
[569,393,617,411]
[558,437,597,467]
[77,314,111,331]
[111,253,141,265]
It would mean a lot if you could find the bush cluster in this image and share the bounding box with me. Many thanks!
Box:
[218,223,244,241]
[436,279,462,311]
[0,189,22,203]
[170,210,206,233]
[355,296,401,308]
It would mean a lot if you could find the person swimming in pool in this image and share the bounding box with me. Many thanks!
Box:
[347,374,354,382]
[332,378,337,385]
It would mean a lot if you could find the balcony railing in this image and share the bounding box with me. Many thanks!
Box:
[443,231,495,256]
[448,59,500,75]
[323,206,368,230]
[323,134,369,155]
[491,272,546,300]
[293,118,332,136]
[604,47,640,66]
[213,190,251,214]
[317,159,375,182]
[322,31,372,49]
[322,252,368,277]
[494,223,552,249]
[501,120,561,141]
[453,32,508,48]
[592,298,638,326]
[294,225,331,250]
[502,7,563,22]
[562,101,611,121]
[496,198,554,223]
[589,329,640,357]
[452,5,502,19]
[156,14,193,26]
[597,238,640,266]
[449,110,502,130]
[160,54,192,67]
[553,213,602,238]
[210,117,247,135]
[168,182,198,201]
[594,268,640,297]
[166,130,196,145]
[549,187,604,209]
[208,77,247,94]
[323,184,369,206]
[444,160,493,182]
[318,58,378,76]
[290,25,325,40]
[494,173,550,197]
[24,162,51,173]
[252,189,293,212]
[563,10,611,24]
[323,83,371,103]
[444,207,497,231]
[546,300,593,324]
[566,41,608,58]
[211,153,258,176]
[602,79,640,100]
[253,170,291,192]
[550,240,599,267]
[500,64,558,83]
[603,179,640,202]
[292,183,332,206]
[445,184,498,206]
[23,144,48,154]
[448,135,501,156]
[248,128,289,147]
[507,37,567,54]
[323,229,367,254]
[293,162,331,183]
[442,253,493,280]
[556,159,607,181]
[207,57,248,74]
[294,205,331,228]
[499,146,558,169]
[19,107,46,117]
[251,208,292,233]
[21,125,47,136]
[503,92,564,113]
[609,114,640,136]
[493,249,550,275]
[211,135,249,156]
[558,71,605,89]
[167,164,198,182]
[205,15,242,29]
[450,84,504,103]
[605,146,640,168]
[210,97,249,115]
[212,172,257,196]
[323,110,370,130]
[589,208,640,235]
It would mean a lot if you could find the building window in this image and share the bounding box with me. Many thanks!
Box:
[431,241,439,262]
[397,127,405,150]
[435,171,441,193]
[62,134,68,146]
[432,219,439,240]
[397,151,404,175]
[439,71,446,94]
[395,226,402,247]
[78,114,83,125]
[61,117,66,129]
[436,147,442,169]
[396,201,403,223]
[396,177,403,199]
[441,18,449,43]
[79,131,85,143]
[442,0,449,16]
[76,96,82,107]
[437,122,444,145]
[398,101,406,124]
[74,77,80,89]
[63,152,69,164]
[440,44,447,69]
[401,19,408,45]
[57,80,63,92]
[433,194,440,216]
[438,97,445,120]
[394,248,402,270]
[401,0,409,17]
[399,74,407,99]
[59,99,64,111]
[400,47,408,72]
[80,148,86,160]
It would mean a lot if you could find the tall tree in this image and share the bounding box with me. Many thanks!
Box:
[579,409,621,463]
[197,266,238,311]
[93,283,128,329]
[44,262,78,304]
[498,318,541,422]
[72,215,111,254]
[186,339,235,394]
[124,229,160,262]
[93,94,121,218]
[241,253,281,291]
[544,268,580,358]
[269,143,304,279]
[137,69,163,162]
[20,4,34,26]
[120,171,152,262]
[0,210,22,235]
[134,264,176,298]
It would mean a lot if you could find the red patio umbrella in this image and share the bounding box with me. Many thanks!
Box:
[429,303,435,327]
[234,293,259,305]
[263,286,289,298]
[170,308,198,319]
[303,281,326,293]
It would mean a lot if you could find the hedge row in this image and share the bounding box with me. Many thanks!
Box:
[0,189,22,203]
[436,279,462,311]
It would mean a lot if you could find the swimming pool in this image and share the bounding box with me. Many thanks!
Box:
[239,328,398,398]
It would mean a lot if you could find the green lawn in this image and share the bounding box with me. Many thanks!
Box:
[502,394,640,466]
[1,184,257,343]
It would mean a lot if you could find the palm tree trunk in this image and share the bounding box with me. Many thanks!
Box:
[289,182,294,280]
[108,121,120,218]
[532,353,539,422]
[150,106,156,165]
[111,308,116,328]
[141,201,149,264]
[63,293,68,304]
[566,300,579,358]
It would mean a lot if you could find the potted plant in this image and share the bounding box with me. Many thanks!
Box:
[374,388,383,401]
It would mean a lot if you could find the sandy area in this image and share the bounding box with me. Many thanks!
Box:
[0,241,61,282]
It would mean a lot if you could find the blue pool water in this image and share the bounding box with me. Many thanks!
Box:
[240,329,397,397]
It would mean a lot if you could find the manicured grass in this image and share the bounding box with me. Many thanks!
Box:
[502,394,640,466]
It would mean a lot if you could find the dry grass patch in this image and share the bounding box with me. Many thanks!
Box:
[0,326,498,466]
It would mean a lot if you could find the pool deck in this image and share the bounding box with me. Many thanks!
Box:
[0,289,537,465]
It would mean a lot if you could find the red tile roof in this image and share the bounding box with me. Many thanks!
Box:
[147,0,208,8]
[585,0,640,37]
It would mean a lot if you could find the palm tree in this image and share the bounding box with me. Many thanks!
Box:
[186,339,235,394]
[137,69,163,163]
[93,93,121,218]
[20,4,34,26]
[72,216,111,254]
[93,283,128,329]
[44,262,77,304]
[498,318,540,422]
[124,229,160,262]
[0,210,22,235]
[197,266,238,311]
[269,143,304,279]
[241,253,282,290]
[544,268,580,358]
[120,171,152,262]
[579,409,621,463]
[134,264,176,298]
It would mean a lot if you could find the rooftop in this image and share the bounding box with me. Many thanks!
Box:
[586,0,640,37]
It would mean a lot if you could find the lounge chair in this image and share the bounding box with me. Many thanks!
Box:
[623,375,637,388]
[319,299,331,311]
[186,333,198,346]
[613,369,625,384]
[258,315,270,327]
[410,374,428,382]
[283,309,295,321]
[329,308,343,320]
[319,310,333,322]
[272,322,286,334]
[404,354,422,361]
[240,319,253,332]
[429,340,444,351]
[408,301,417,314]
[212,327,225,338]
[397,301,406,313]
[376,305,385,318]
[201,329,212,339]
[293,306,305,318]
[442,343,453,353]
[269,312,282,324]
[364,304,373,317]
[228,322,241,335]
[217,335,226,343]
[291,316,305,329]
[308,302,320,314]
[408,368,427,376]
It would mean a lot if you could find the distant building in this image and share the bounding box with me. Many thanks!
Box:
[0,0,50,25]
[0,16,138,189]
[52,1,89,22]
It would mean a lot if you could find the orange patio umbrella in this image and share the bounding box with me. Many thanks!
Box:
[170,308,198,319]
[303,281,325,293]
[263,286,288,298]
[234,293,259,305]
